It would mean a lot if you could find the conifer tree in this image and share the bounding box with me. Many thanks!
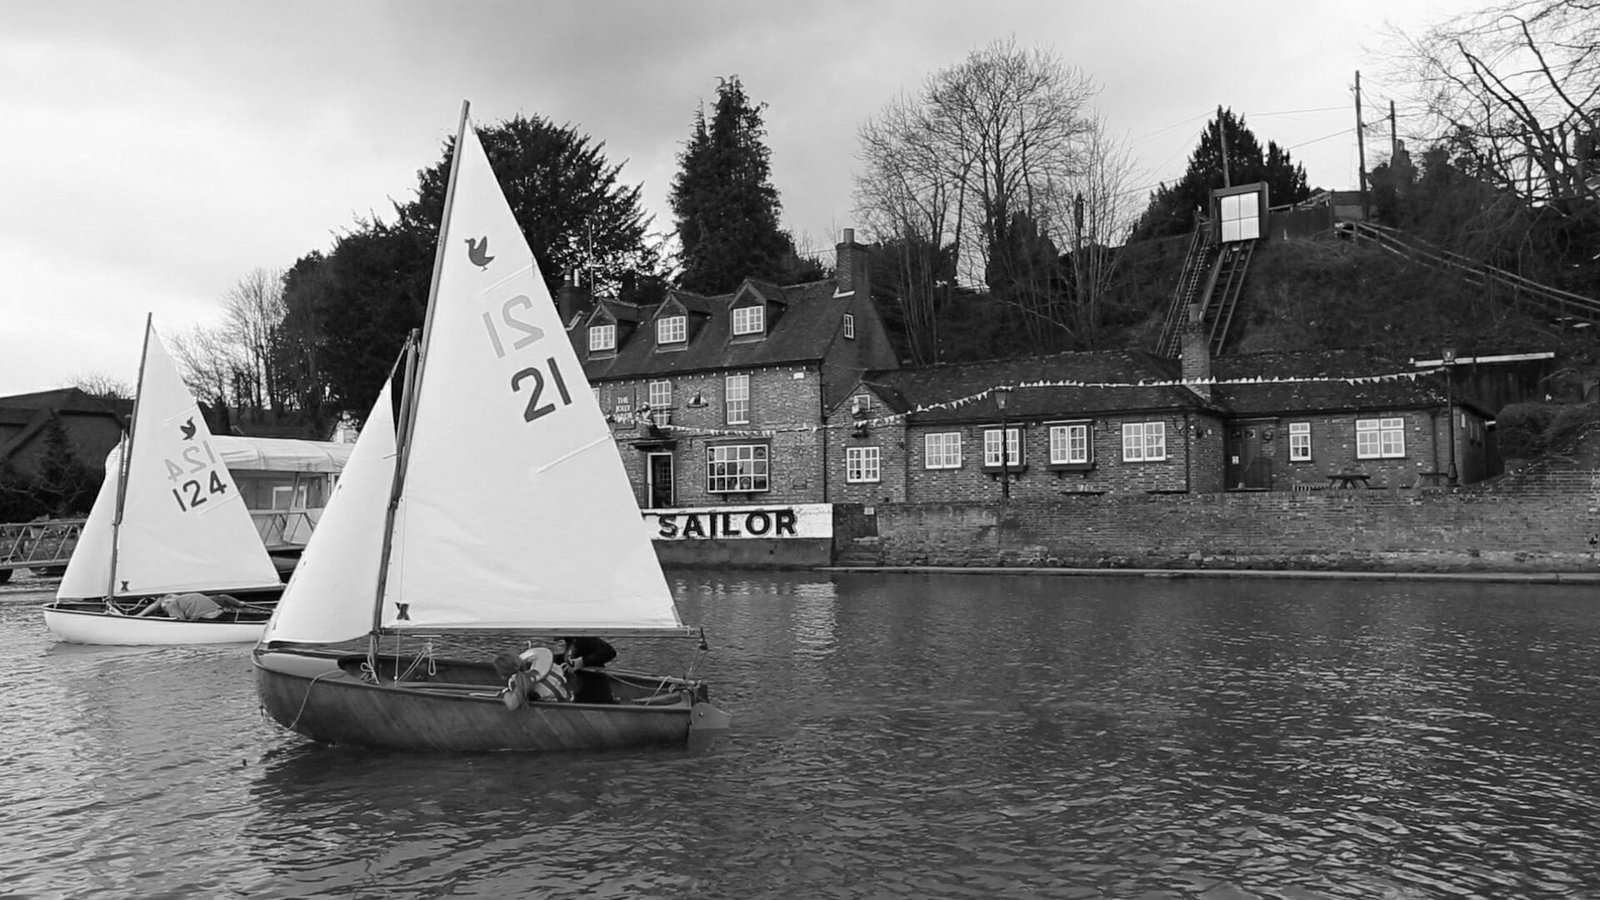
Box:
[670,76,796,295]
[1130,108,1311,241]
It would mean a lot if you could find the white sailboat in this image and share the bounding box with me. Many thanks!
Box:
[253,103,728,752]
[42,318,286,645]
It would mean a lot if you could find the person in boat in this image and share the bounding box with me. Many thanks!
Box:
[135,592,230,621]
[554,636,616,704]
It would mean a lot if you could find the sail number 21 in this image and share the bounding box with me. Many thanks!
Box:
[511,357,572,422]
[480,295,572,423]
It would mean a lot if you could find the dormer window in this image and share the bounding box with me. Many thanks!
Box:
[843,313,855,339]
[588,323,616,352]
[657,315,686,345]
[732,305,765,336]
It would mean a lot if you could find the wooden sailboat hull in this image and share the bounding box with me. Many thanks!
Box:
[41,603,272,645]
[254,650,725,753]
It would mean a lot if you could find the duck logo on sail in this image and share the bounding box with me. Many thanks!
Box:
[179,418,196,441]
[466,236,495,270]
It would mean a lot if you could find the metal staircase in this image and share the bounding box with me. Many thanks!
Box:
[1157,221,1257,357]
[1157,225,1218,357]
[1203,240,1256,356]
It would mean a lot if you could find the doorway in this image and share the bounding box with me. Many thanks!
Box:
[646,452,675,508]
[1225,423,1273,490]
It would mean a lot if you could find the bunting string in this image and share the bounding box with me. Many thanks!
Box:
[618,367,1443,440]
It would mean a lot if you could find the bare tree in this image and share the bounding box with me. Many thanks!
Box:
[1059,115,1139,346]
[63,373,132,401]
[169,323,242,412]
[1389,0,1599,225]
[857,94,958,363]
[855,38,1100,355]
[171,267,289,415]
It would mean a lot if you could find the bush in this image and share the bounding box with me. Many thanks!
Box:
[1496,401,1600,459]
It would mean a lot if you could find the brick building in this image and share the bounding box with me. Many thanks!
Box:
[570,234,1488,514]
[569,230,899,510]
[823,338,1489,502]
[0,388,130,479]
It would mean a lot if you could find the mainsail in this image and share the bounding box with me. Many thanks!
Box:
[264,111,685,644]
[57,322,281,599]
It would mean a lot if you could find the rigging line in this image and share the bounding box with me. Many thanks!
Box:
[1286,127,1356,149]
[1132,110,1215,141]
[1251,105,1349,116]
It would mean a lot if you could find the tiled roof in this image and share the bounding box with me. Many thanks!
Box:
[1212,349,1443,415]
[857,350,1216,424]
[572,278,851,381]
[0,388,128,418]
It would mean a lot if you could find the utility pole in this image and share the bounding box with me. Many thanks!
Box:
[1354,71,1369,220]
[1074,192,1088,342]
[1390,99,1399,162]
[1217,104,1231,188]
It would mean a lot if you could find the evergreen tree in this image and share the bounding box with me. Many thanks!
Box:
[670,76,797,294]
[1129,108,1311,241]
[33,416,96,516]
[280,115,660,419]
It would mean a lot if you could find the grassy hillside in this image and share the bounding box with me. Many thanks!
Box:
[1113,234,1599,394]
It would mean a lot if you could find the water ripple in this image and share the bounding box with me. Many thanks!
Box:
[3,575,1599,898]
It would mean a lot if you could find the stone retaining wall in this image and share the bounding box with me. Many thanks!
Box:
[863,457,1600,572]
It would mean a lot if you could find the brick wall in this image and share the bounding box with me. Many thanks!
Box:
[1234,409,1489,491]
[602,364,828,507]
[895,415,1213,502]
[869,432,1600,572]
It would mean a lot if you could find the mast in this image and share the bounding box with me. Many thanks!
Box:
[367,101,472,662]
[105,313,153,600]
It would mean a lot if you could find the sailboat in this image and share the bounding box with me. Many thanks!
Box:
[42,318,286,645]
[253,103,729,753]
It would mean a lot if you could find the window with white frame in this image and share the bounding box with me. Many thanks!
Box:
[1048,423,1091,465]
[1122,421,1166,461]
[1288,422,1312,462]
[732,305,765,336]
[588,323,615,352]
[983,427,1022,467]
[725,374,750,425]
[850,393,871,416]
[657,315,686,345]
[1356,417,1405,459]
[648,380,672,410]
[843,313,855,339]
[1219,189,1262,242]
[925,432,962,469]
[846,446,881,483]
[706,444,768,493]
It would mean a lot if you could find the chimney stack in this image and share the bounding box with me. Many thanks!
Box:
[1180,303,1212,399]
[558,272,589,328]
[835,228,870,297]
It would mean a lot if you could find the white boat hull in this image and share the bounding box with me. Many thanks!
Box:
[41,604,267,645]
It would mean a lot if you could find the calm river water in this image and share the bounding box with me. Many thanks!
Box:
[1,569,1598,899]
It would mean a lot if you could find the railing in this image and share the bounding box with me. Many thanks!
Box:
[0,519,84,573]
[1157,224,1216,357]
[1,510,320,578]
[250,510,319,551]
[1337,221,1600,324]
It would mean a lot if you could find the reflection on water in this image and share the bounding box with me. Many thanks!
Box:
[2,572,1598,898]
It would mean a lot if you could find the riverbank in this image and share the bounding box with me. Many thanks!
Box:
[816,564,1600,584]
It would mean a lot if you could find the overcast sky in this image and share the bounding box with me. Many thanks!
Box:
[0,0,1477,396]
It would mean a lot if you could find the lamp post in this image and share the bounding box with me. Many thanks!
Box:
[994,386,1013,502]
[1442,348,1458,485]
